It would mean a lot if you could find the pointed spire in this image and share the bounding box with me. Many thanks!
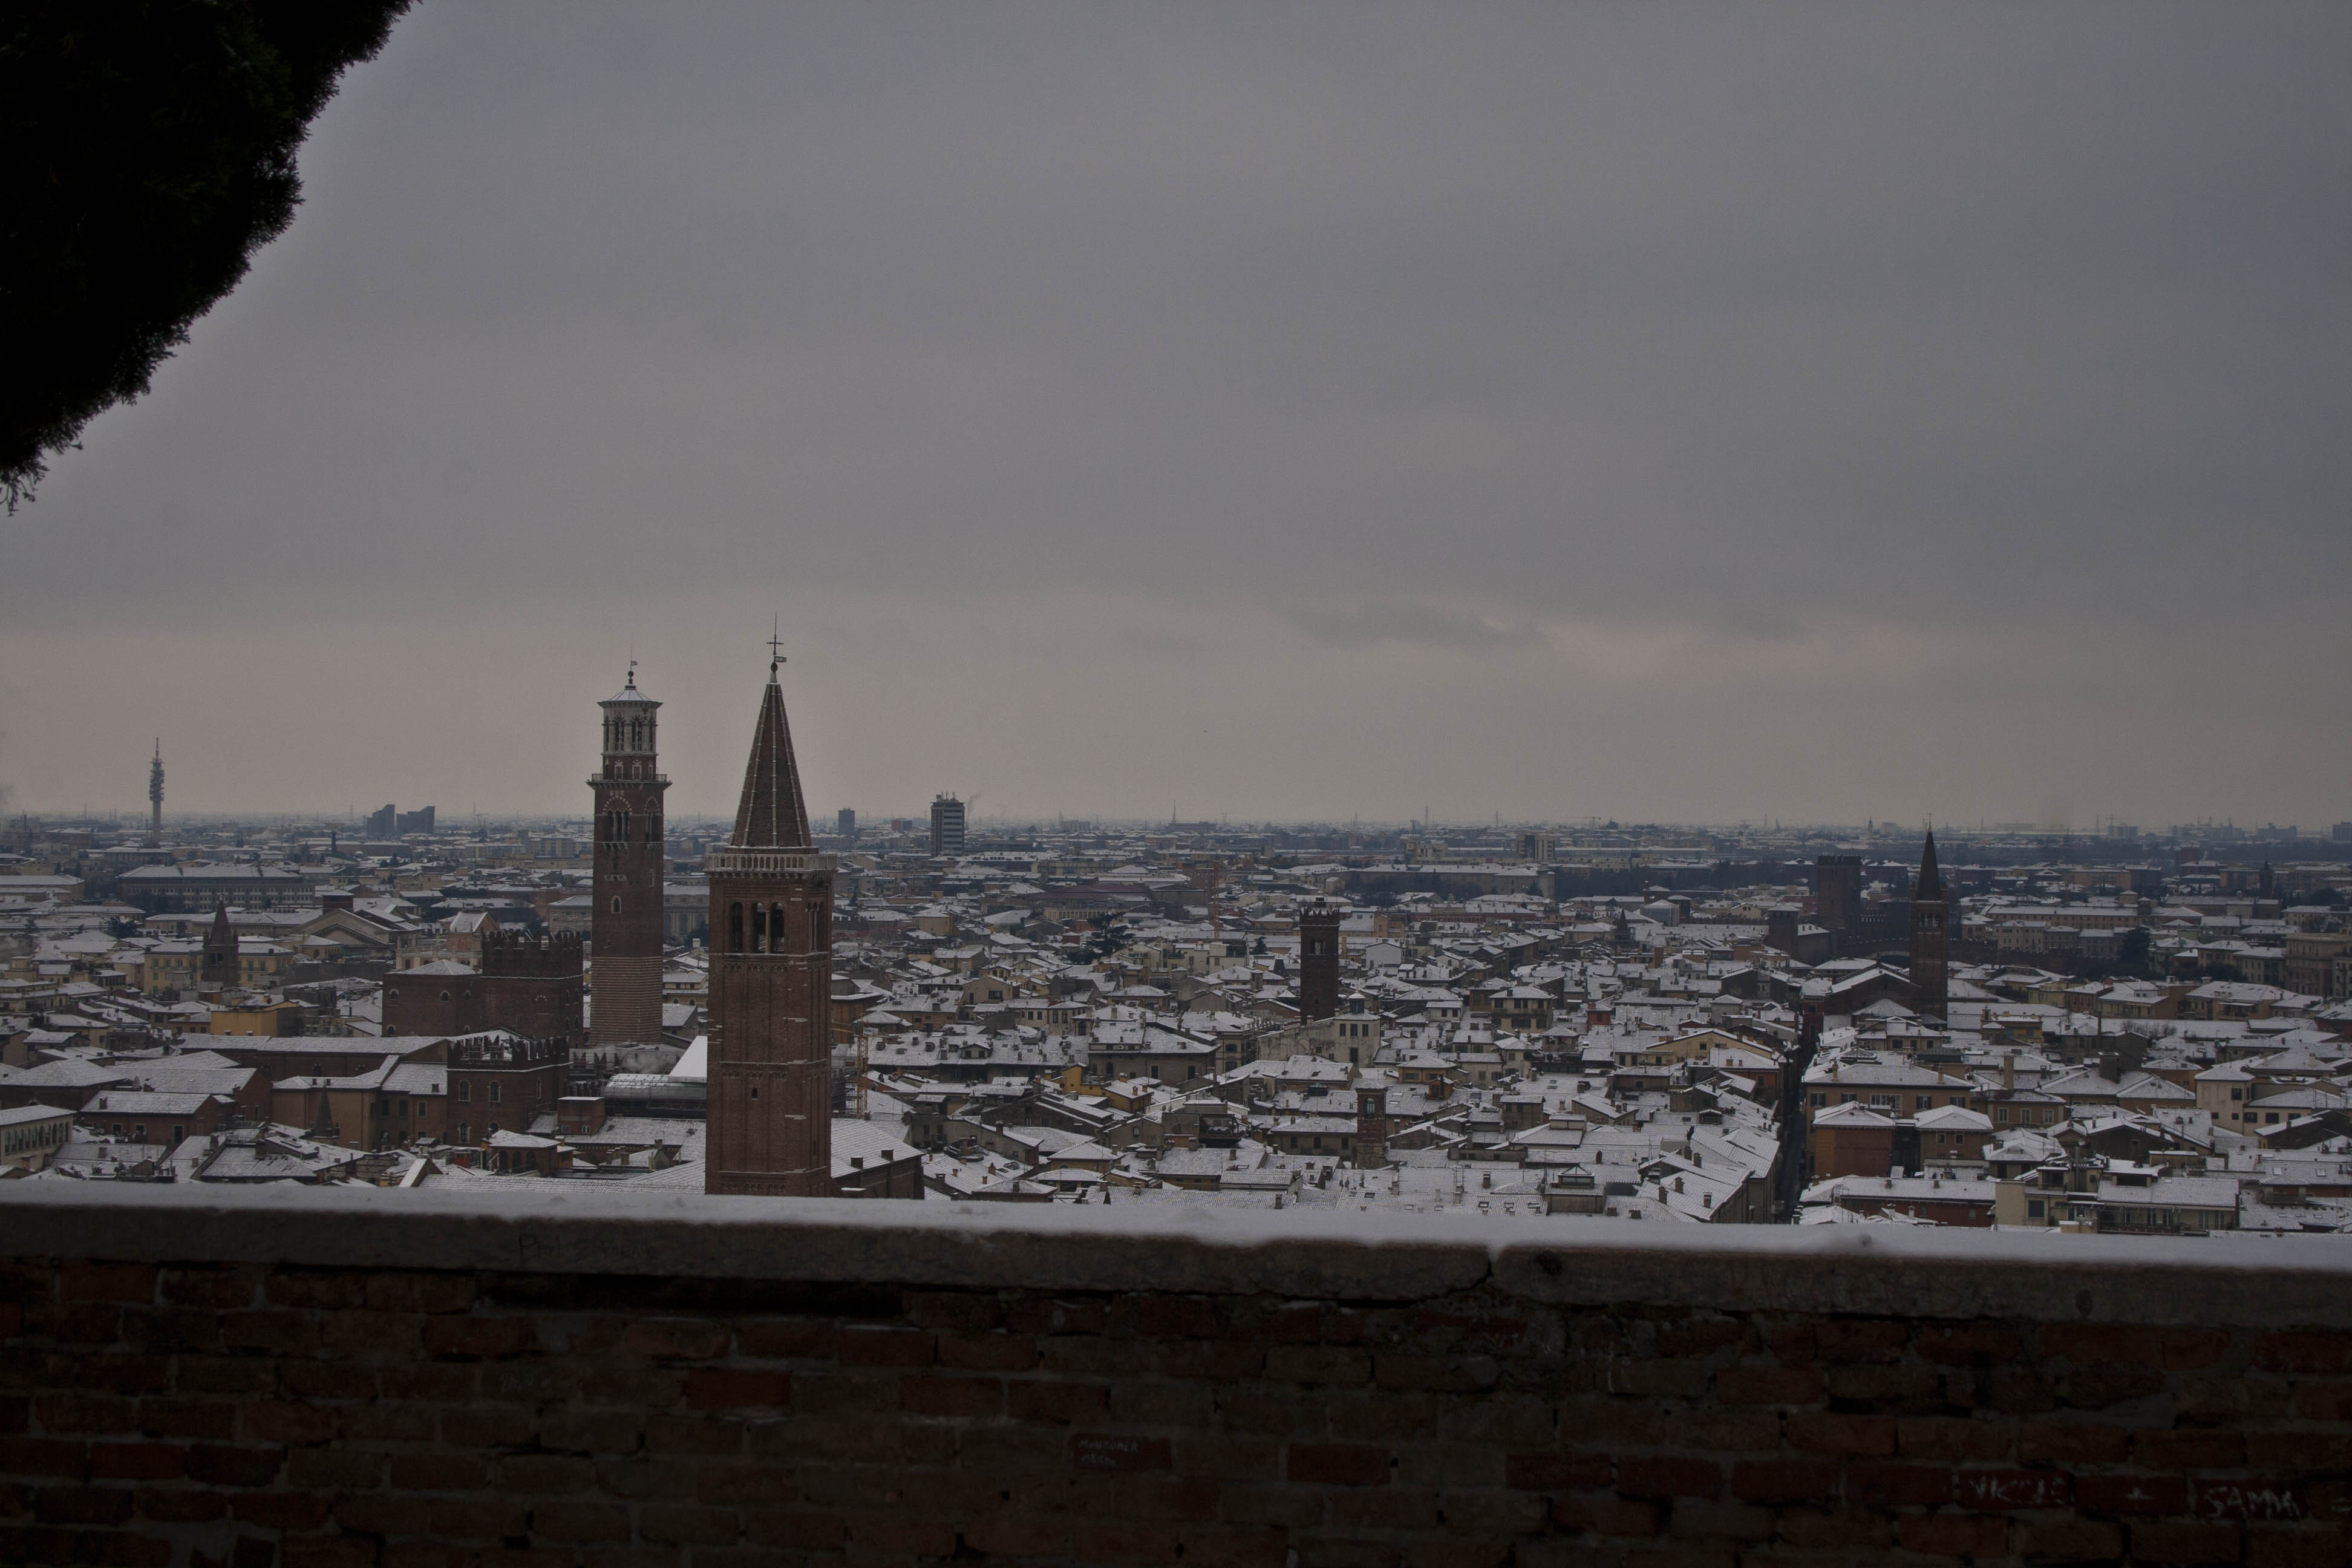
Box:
[731,660,812,849]
[1916,828,1944,901]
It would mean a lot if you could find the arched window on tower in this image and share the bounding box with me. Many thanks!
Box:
[753,903,769,953]
[612,897,622,915]
[728,903,743,952]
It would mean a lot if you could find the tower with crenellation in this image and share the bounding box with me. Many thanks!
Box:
[589,668,668,1051]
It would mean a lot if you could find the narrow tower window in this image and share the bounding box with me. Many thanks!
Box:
[728,903,743,952]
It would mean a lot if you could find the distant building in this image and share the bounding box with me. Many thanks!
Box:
[394,806,436,836]
[1298,902,1341,1021]
[382,931,585,1057]
[117,863,310,913]
[1815,854,1862,942]
[148,740,163,841]
[930,795,966,856]
[836,807,857,840]
[364,804,396,839]
[590,668,668,1050]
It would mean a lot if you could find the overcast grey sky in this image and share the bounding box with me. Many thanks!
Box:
[4,2,2347,828]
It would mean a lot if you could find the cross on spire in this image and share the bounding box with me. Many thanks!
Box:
[768,616,786,675]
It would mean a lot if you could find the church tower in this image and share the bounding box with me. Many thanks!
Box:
[704,652,836,1197]
[1909,829,1949,1019]
[589,668,668,1051]
[199,901,237,991]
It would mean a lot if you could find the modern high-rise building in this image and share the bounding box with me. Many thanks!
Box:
[1298,901,1341,1021]
[929,794,965,856]
[1909,830,1948,1019]
[589,668,668,1050]
[148,741,163,841]
[836,807,856,840]
[705,656,836,1196]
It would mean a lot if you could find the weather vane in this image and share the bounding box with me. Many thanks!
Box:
[769,615,786,670]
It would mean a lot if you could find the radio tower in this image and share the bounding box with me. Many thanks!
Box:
[148,741,164,841]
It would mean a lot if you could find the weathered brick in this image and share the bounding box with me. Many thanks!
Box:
[2019,1420,2129,1464]
[287,1447,385,1489]
[742,1506,848,1549]
[363,1272,477,1315]
[531,1500,633,1543]
[1811,1318,1908,1364]
[682,1368,789,1410]
[242,1402,338,1445]
[898,1374,1001,1419]
[1952,1468,2070,1511]
[831,1326,932,1367]
[1613,1457,1722,1500]
[88,1441,183,1480]
[1007,1377,1109,1425]
[2076,1474,2187,1514]
[1846,1464,1952,1507]
[2134,1429,2245,1469]
[732,1318,834,1359]
[428,1498,529,1540]
[2189,1479,2308,1523]
[230,1489,334,1532]
[1895,1512,2008,1558]
[1550,1492,1662,1537]
[1785,1412,1897,1456]
[1915,1324,2024,1366]
[1266,1345,1373,1385]
[1287,1442,1390,1487]
[390,1452,491,1491]
[1730,1460,1837,1504]
[1506,1451,1613,1492]
[0,1437,88,1478]
[2251,1331,2352,1375]
[624,1318,731,1361]
[421,1316,535,1360]
[33,1485,136,1526]
[934,1330,1038,1371]
[1897,1417,2011,1462]
[2128,1521,2246,1564]
[59,1262,157,1305]
[184,1444,284,1487]
[1771,1506,1890,1550]
[1123,1295,1220,1340]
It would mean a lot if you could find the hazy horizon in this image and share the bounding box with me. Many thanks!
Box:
[5,4,2345,828]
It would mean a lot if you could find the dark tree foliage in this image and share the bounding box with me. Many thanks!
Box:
[2,1,412,509]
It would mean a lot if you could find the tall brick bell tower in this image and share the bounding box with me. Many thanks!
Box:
[590,668,668,1051]
[705,650,836,1196]
[1909,827,1949,1021]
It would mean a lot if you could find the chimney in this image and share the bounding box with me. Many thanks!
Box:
[2002,1054,2016,1092]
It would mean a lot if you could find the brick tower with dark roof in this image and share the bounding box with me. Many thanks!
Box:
[1909,828,1949,1019]
[704,653,836,1196]
[198,901,237,990]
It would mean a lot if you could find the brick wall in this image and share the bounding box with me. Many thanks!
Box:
[2,1188,2349,1567]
